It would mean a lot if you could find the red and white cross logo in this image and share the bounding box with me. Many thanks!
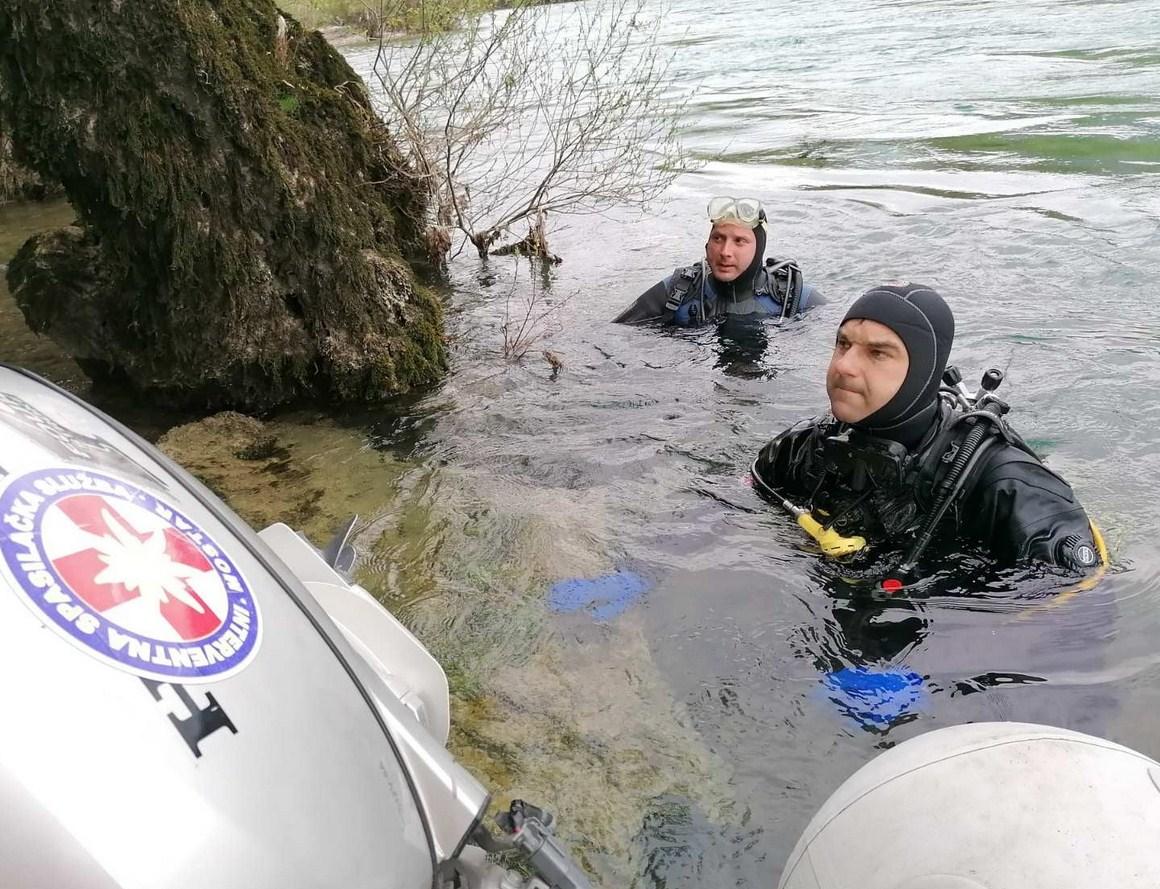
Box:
[46,494,227,642]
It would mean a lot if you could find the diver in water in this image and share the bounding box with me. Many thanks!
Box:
[612,196,824,327]
[751,284,1101,574]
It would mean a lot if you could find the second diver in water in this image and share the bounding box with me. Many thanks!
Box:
[751,283,1102,575]
[613,196,824,326]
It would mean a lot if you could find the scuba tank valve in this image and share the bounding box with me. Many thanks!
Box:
[942,365,1004,412]
[974,367,1004,404]
[942,365,973,406]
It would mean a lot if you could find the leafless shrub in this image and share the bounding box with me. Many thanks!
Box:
[369,0,687,258]
[491,210,560,263]
[500,265,571,362]
[423,224,453,268]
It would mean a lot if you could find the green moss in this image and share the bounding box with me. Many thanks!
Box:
[0,131,58,203]
[0,0,444,409]
[448,697,522,788]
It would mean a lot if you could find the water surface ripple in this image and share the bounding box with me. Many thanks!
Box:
[353,0,1160,881]
[1,1,1157,884]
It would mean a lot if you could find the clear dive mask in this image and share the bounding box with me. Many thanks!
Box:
[707,196,766,227]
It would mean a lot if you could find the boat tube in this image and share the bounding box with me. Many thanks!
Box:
[780,721,1160,889]
[0,364,588,889]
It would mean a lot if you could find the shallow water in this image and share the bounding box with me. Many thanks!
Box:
[350,0,1160,880]
[5,0,1160,883]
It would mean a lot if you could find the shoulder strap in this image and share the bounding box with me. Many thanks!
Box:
[664,264,699,310]
[662,262,707,323]
[764,259,804,319]
[916,407,1019,510]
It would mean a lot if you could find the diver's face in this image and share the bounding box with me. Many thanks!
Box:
[827,319,909,423]
[705,223,756,283]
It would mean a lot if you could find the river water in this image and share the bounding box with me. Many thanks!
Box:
[4,0,1160,884]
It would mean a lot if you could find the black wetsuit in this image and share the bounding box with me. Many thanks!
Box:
[752,283,1098,572]
[613,222,823,326]
[752,405,1098,570]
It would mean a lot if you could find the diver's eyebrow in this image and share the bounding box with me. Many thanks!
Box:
[864,339,903,353]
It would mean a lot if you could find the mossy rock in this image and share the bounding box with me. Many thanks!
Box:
[156,409,415,543]
[157,411,322,530]
[0,0,445,409]
[0,130,58,203]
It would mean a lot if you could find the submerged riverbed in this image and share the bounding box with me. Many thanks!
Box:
[4,0,1160,883]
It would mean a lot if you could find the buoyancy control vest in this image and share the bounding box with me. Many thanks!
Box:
[753,362,1101,574]
[664,258,805,326]
[792,395,1045,547]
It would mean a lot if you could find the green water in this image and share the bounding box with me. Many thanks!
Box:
[347,0,1160,880]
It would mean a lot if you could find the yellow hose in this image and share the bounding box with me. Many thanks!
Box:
[796,512,867,558]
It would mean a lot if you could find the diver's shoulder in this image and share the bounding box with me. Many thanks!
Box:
[800,281,826,306]
[976,439,1079,497]
[768,414,835,447]
[660,262,703,290]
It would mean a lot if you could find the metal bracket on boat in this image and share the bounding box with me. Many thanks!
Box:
[495,800,591,889]
[321,514,358,575]
[452,799,592,889]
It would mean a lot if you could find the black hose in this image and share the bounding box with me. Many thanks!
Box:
[939,418,991,496]
[896,404,1006,573]
[783,264,800,319]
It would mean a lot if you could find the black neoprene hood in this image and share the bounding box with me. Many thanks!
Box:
[838,283,955,446]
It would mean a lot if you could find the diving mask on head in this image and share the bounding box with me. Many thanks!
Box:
[707,196,766,227]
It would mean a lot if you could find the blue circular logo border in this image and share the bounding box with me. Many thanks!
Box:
[0,468,262,683]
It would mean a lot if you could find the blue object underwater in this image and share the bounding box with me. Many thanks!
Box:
[548,570,650,621]
[821,666,927,728]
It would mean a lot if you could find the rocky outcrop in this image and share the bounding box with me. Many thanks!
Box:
[0,1,445,409]
[156,412,320,531]
[0,131,57,203]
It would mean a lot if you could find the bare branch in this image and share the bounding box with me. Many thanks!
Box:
[370,0,690,258]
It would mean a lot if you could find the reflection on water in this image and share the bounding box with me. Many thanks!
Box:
[3,0,1160,884]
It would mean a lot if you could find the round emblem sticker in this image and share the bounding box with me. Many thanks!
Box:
[0,468,261,683]
[1075,544,1097,567]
